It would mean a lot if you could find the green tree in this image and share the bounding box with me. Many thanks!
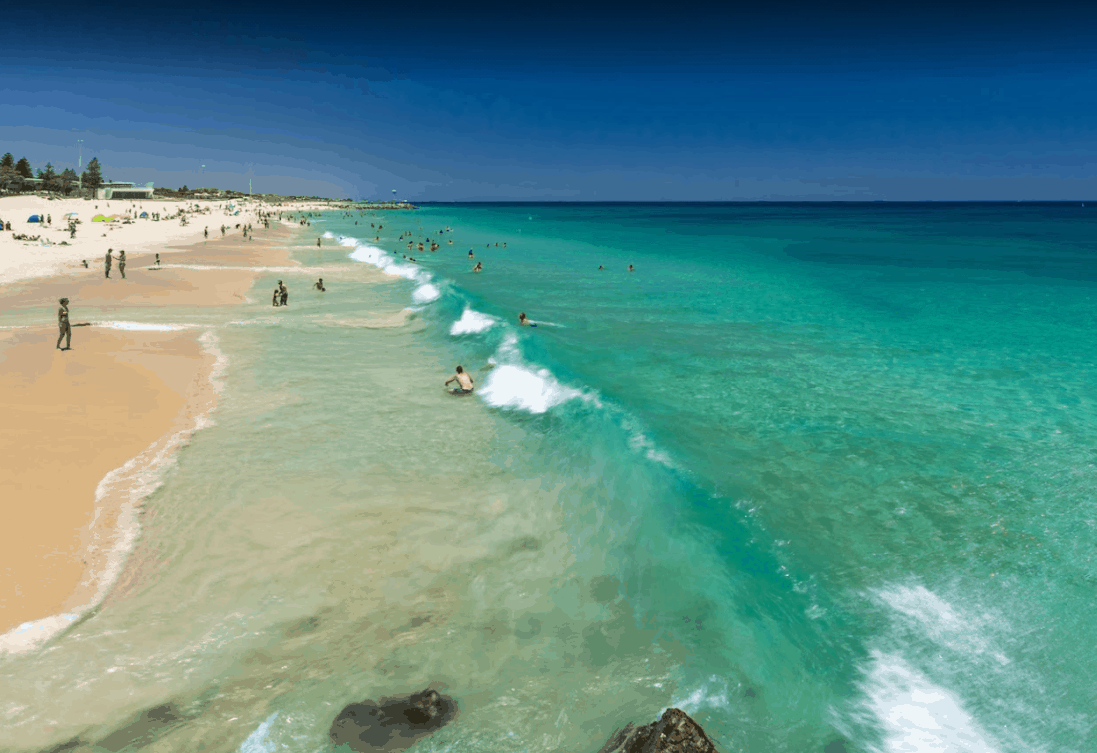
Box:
[180,185,189,193]
[15,157,32,179]
[59,168,79,195]
[82,157,102,190]
[0,153,13,171]
[0,163,17,192]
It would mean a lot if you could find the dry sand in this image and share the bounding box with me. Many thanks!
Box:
[0,202,333,647]
[0,194,339,284]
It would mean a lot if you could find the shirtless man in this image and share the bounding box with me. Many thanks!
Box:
[104,249,112,278]
[56,298,71,350]
[314,278,326,291]
[279,281,288,306]
[445,365,474,394]
[473,262,482,272]
[518,312,530,326]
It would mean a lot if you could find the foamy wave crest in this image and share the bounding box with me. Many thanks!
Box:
[479,364,584,414]
[322,230,335,239]
[412,283,441,304]
[450,307,497,336]
[346,238,442,305]
[859,651,1002,753]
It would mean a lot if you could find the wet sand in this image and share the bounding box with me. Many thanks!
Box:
[0,222,301,645]
[0,326,217,639]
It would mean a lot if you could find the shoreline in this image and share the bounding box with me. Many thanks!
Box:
[0,214,312,651]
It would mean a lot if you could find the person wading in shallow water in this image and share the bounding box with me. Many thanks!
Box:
[279,281,288,307]
[445,365,474,394]
[56,298,71,350]
[314,278,326,291]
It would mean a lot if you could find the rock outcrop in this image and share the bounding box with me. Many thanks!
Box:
[595,707,719,753]
[328,688,456,752]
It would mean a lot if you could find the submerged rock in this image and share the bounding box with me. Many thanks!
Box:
[329,688,456,752]
[595,708,719,753]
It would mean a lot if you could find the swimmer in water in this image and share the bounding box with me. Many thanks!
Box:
[314,278,326,291]
[445,364,474,394]
[473,262,482,272]
[468,249,474,258]
[628,264,635,272]
[598,265,605,270]
[519,312,530,326]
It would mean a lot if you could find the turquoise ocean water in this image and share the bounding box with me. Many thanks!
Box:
[3,203,1096,753]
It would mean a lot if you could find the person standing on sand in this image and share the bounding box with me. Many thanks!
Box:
[118,250,126,279]
[445,365,474,394]
[56,298,71,350]
[155,253,161,268]
[317,237,322,248]
[204,227,209,240]
[221,225,226,237]
[104,250,112,278]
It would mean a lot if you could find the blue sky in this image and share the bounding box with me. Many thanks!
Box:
[2,1,1096,200]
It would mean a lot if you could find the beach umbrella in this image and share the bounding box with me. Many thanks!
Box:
[63,212,78,219]
[92,214,108,222]
[27,214,41,222]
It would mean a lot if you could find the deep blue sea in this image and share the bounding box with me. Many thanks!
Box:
[4,202,1096,753]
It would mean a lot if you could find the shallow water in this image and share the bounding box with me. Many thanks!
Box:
[2,203,1096,753]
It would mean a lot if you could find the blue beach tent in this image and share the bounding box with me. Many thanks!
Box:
[27,214,41,222]
[140,211,148,218]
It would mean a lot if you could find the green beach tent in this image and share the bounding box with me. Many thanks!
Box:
[92,214,108,222]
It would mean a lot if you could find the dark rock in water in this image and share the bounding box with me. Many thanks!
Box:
[329,688,457,752]
[823,739,849,753]
[595,708,719,753]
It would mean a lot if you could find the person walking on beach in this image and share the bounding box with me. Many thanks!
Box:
[221,224,226,237]
[118,250,126,279]
[56,298,71,350]
[204,227,209,240]
[317,237,322,248]
[314,278,326,291]
[104,250,113,278]
[155,253,161,269]
[445,365,474,394]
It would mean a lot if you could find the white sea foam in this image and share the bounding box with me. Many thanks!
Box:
[239,712,279,753]
[95,321,192,331]
[412,282,441,303]
[450,307,497,336]
[663,675,730,717]
[876,585,1010,666]
[346,238,441,304]
[860,651,1001,753]
[322,230,335,239]
[478,364,584,414]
